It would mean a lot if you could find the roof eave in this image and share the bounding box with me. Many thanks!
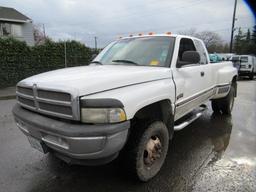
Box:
[0,18,32,23]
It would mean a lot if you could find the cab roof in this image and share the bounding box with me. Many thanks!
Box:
[119,33,203,42]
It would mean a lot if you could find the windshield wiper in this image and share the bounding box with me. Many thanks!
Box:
[112,59,139,66]
[90,61,103,65]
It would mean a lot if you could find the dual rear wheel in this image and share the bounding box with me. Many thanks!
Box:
[211,85,235,115]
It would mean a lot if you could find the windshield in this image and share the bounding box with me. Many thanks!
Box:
[240,56,248,63]
[93,36,175,67]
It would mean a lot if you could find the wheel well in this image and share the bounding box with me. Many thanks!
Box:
[131,100,174,137]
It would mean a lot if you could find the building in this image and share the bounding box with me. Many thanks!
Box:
[0,6,34,46]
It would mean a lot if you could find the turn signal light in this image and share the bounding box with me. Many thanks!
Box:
[148,32,155,35]
[166,32,172,35]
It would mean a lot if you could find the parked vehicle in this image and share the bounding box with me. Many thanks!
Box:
[13,34,238,181]
[209,53,222,63]
[231,55,255,80]
[209,53,235,63]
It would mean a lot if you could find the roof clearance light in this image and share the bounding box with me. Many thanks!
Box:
[166,32,172,35]
[148,32,154,35]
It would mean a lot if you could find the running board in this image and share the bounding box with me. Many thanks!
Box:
[174,104,207,131]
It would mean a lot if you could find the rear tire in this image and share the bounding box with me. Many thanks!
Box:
[249,71,254,80]
[123,121,169,182]
[211,100,221,113]
[211,85,235,115]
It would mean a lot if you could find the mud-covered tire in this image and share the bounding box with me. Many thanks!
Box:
[249,71,254,80]
[123,121,169,182]
[211,100,221,113]
[211,85,235,115]
[219,85,235,115]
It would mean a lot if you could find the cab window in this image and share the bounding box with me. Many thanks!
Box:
[177,38,196,62]
[194,39,208,64]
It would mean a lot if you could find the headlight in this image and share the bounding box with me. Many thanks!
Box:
[81,108,126,123]
[80,98,126,123]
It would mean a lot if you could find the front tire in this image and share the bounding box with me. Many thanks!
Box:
[124,121,169,182]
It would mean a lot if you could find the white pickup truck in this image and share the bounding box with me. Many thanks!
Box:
[13,34,237,181]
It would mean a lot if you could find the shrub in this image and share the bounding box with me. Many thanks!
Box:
[0,38,94,88]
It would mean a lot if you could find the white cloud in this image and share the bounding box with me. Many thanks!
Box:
[1,0,255,47]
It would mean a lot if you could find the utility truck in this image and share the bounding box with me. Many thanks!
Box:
[13,34,237,181]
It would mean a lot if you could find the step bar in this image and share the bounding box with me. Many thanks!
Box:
[174,104,207,131]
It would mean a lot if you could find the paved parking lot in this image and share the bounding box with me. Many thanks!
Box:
[0,80,255,192]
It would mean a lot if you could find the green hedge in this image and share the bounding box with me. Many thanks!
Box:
[0,38,95,88]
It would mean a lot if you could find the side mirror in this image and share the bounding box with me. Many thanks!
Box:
[177,51,200,68]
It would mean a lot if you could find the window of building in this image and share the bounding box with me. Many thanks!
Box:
[12,24,22,37]
[1,23,11,36]
[0,23,22,37]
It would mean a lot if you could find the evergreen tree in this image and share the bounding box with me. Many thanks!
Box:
[252,25,256,44]
[246,29,251,41]
[234,28,244,54]
[251,25,256,54]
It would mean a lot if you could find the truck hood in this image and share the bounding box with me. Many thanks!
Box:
[19,65,172,97]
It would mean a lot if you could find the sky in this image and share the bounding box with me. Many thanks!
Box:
[1,0,255,47]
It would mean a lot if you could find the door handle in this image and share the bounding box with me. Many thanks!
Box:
[200,71,205,77]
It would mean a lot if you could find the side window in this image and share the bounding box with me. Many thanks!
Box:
[194,39,208,64]
[178,38,196,61]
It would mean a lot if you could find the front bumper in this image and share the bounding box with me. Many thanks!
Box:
[12,104,130,164]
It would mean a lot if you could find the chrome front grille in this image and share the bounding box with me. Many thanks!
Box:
[16,86,76,120]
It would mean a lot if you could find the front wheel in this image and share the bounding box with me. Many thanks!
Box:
[124,121,170,182]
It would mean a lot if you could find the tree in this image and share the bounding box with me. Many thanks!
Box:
[178,28,197,36]
[178,29,224,53]
[233,28,245,54]
[195,31,222,52]
[251,25,256,54]
[33,24,47,45]
[246,29,251,42]
[252,25,256,44]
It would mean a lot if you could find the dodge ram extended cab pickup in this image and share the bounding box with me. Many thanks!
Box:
[13,34,237,181]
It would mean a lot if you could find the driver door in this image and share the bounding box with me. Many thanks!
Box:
[172,38,208,120]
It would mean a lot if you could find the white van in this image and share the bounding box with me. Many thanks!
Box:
[232,55,256,80]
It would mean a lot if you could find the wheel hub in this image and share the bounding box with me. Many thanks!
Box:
[144,136,162,166]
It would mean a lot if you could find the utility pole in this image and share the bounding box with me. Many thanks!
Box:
[42,24,46,39]
[64,41,67,68]
[230,0,237,53]
[94,36,97,50]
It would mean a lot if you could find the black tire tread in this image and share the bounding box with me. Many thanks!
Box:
[121,120,169,182]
